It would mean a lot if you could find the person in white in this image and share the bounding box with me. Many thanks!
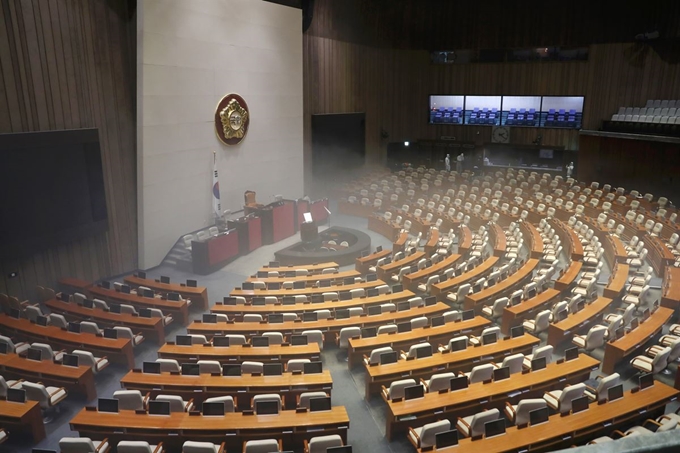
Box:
[566,161,574,178]
[445,154,451,171]
[456,153,464,173]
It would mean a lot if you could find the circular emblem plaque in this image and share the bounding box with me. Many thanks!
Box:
[214,93,249,146]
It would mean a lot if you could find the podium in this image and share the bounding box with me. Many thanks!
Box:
[192,230,239,275]
[252,200,296,245]
[300,221,318,242]
[227,216,262,254]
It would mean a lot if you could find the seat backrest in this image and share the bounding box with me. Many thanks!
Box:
[515,399,547,426]
[59,438,98,453]
[308,434,343,453]
[197,360,222,374]
[468,363,494,383]
[21,381,49,408]
[469,408,501,437]
[652,347,671,373]
[377,324,397,335]
[243,439,280,453]
[491,297,508,317]
[262,332,283,345]
[30,342,54,360]
[388,378,416,399]
[72,350,96,368]
[501,353,525,375]
[585,325,608,350]
[532,345,553,364]
[420,419,452,448]
[241,361,264,374]
[533,310,551,332]
[427,372,456,393]
[253,393,282,412]
[298,391,328,409]
[155,394,188,412]
[203,396,235,412]
[156,358,180,372]
[558,383,586,412]
[114,390,144,410]
[594,373,620,403]
[117,441,154,453]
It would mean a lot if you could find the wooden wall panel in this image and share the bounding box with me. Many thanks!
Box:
[306,0,680,49]
[303,36,680,181]
[0,0,136,300]
[578,133,680,201]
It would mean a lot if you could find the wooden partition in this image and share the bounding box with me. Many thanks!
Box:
[0,0,137,299]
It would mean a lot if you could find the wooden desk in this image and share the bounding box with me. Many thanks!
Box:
[602,306,673,374]
[464,259,540,312]
[158,343,321,364]
[259,262,339,275]
[124,275,209,310]
[424,228,440,255]
[393,232,409,254]
[121,369,333,410]
[547,296,613,346]
[231,280,386,301]
[661,266,680,309]
[58,277,93,293]
[347,316,491,369]
[246,270,361,285]
[368,215,401,242]
[356,248,392,273]
[46,298,166,345]
[377,252,426,281]
[190,303,449,347]
[490,224,507,257]
[520,222,544,259]
[0,315,134,368]
[431,256,499,300]
[402,254,462,291]
[211,290,416,319]
[89,286,190,326]
[550,218,584,260]
[70,406,350,450]
[437,383,678,453]
[0,352,96,400]
[603,263,630,299]
[642,234,675,278]
[501,289,561,335]
[396,210,432,235]
[364,334,539,396]
[554,261,582,291]
[0,399,45,442]
[387,355,598,440]
[458,225,472,254]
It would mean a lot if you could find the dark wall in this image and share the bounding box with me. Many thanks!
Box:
[0,0,137,299]
[305,0,680,49]
[578,133,680,202]
[302,1,680,182]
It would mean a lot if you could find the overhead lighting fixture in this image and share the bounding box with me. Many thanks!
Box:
[404,141,410,146]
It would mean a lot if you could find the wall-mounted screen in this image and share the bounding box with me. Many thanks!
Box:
[540,96,584,128]
[429,95,464,124]
[428,95,584,129]
[464,96,501,125]
[0,129,108,258]
[501,96,541,127]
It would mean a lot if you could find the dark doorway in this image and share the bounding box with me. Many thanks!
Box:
[311,113,366,179]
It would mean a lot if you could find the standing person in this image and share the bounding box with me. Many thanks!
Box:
[566,161,574,178]
[456,153,464,173]
[445,154,451,171]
